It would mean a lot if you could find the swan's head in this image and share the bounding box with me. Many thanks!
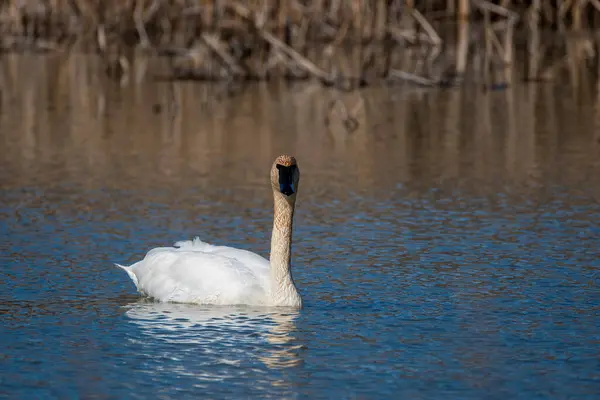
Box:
[271,155,300,201]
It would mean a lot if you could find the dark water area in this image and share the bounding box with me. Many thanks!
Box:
[1,54,599,399]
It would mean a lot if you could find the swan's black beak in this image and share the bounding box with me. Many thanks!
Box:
[277,164,296,196]
[280,183,295,196]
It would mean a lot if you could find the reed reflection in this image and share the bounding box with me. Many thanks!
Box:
[1,54,600,202]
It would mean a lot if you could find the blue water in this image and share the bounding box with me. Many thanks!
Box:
[1,75,600,398]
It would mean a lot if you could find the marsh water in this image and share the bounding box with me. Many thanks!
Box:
[1,54,600,399]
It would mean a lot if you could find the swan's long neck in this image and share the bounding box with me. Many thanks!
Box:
[269,193,301,306]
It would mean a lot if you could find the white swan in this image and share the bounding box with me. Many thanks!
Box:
[116,155,302,308]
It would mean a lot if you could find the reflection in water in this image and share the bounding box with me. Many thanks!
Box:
[259,312,303,370]
[1,53,599,201]
[125,302,302,386]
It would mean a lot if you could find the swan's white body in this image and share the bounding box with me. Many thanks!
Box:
[117,155,303,308]
[117,238,271,305]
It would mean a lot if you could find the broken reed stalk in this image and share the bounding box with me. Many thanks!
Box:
[0,0,598,89]
[527,0,541,81]
[455,0,470,78]
[473,0,518,87]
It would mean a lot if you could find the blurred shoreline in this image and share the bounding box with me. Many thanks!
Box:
[0,1,599,89]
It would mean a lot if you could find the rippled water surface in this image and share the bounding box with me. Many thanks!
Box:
[1,55,600,399]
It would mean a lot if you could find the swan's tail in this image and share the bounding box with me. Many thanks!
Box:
[115,263,139,288]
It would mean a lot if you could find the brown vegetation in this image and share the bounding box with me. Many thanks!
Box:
[0,1,599,89]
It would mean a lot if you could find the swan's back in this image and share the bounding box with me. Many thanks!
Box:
[125,238,271,305]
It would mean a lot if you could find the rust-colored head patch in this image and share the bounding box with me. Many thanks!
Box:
[275,155,297,167]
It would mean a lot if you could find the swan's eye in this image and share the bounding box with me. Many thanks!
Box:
[276,164,296,196]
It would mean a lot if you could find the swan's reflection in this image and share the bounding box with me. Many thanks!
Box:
[124,301,303,385]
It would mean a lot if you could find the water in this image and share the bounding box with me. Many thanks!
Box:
[1,54,600,399]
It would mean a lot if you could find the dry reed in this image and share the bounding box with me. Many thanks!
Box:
[0,0,599,89]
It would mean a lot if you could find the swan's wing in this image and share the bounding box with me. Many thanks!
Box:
[173,237,270,274]
[129,244,270,305]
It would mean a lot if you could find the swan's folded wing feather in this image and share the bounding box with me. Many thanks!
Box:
[173,237,216,252]
[130,247,269,305]
[173,237,270,273]
[209,246,270,272]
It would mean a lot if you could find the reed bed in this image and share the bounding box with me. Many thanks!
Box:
[1,0,600,89]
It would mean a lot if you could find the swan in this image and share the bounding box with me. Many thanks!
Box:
[116,155,303,308]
